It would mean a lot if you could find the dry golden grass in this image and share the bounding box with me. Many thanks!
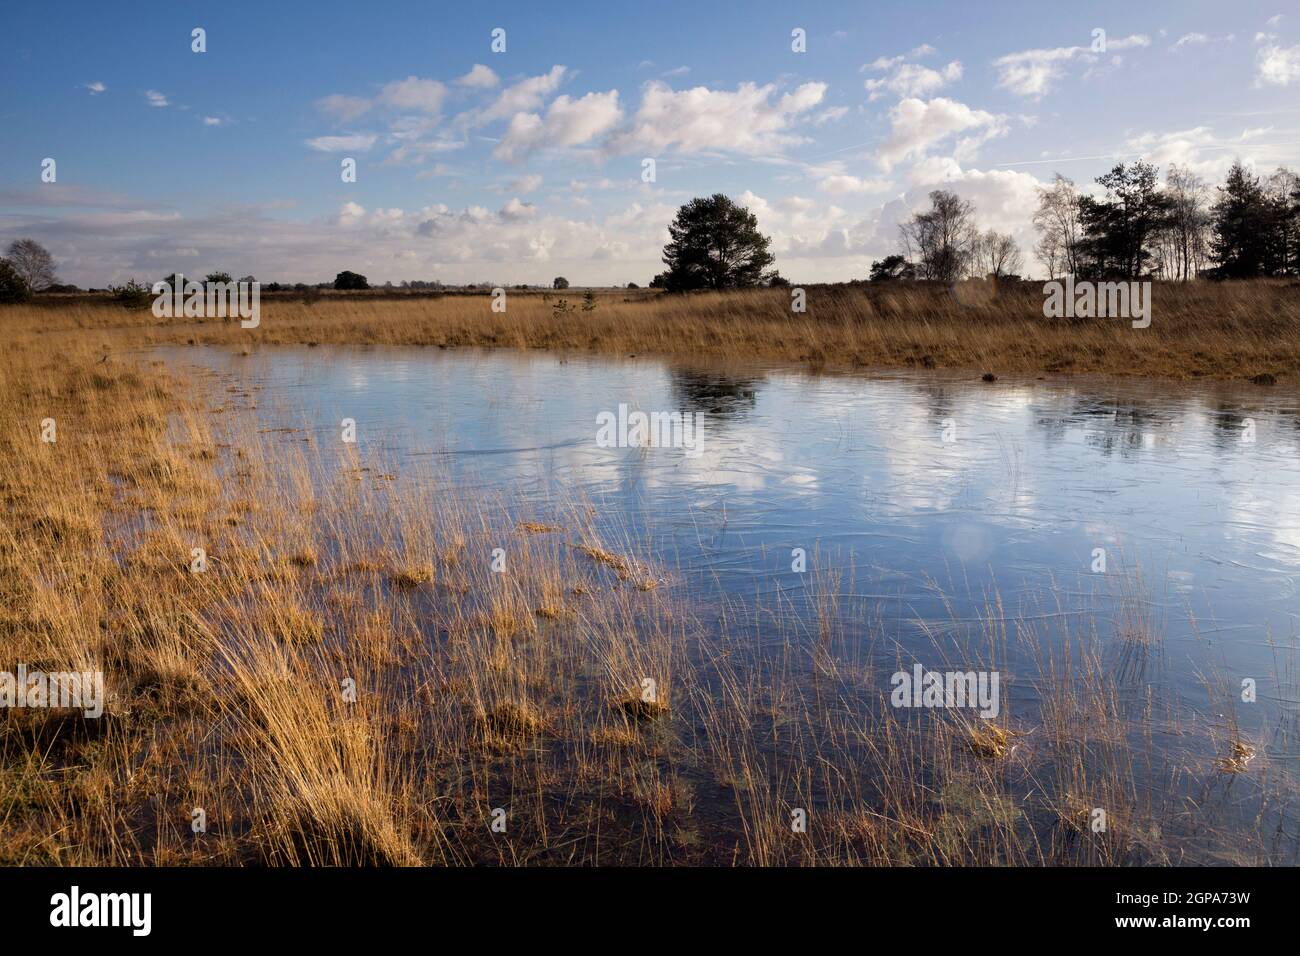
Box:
[1,306,1296,867]
[12,279,1300,380]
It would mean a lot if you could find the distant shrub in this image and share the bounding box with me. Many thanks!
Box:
[553,276,569,290]
[109,279,152,309]
[0,260,32,303]
[868,255,916,281]
[582,289,597,311]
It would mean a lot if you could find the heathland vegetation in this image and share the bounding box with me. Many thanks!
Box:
[2,314,1293,866]
[1,159,1299,867]
[10,280,1300,381]
[4,158,1298,383]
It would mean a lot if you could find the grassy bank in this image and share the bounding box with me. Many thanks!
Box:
[1,328,1294,866]
[10,278,1300,381]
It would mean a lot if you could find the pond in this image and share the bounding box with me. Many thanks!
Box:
[157,343,1300,861]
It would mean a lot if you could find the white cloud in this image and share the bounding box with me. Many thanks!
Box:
[877,97,1007,171]
[202,116,223,126]
[1256,41,1300,86]
[993,35,1149,98]
[378,76,446,114]
[85,81,106,95]
[813,106,849,126]
[1172,33,1208,49]
[509,174,543,193]
[612,81,826,155]
[384,133,465,165]
[305,133,377,152]
[1123,125,1297,180]
[481,66,569,121]
[456,64,499,89]
[338,201,367,225]
[866,44,937,71]
[499,198,538,221]
[818,174,892,195]
[317,94,372,122]
[314,77,445,135]
[866,60,962,100]
[144,90,169,108]
[492,90,623,161]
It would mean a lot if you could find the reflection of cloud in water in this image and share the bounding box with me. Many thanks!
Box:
[164,343,1300,709]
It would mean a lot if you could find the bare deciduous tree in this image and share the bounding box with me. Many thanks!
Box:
[899,190,977,283]
[1157,164,1211,280]
[1031,174,1082,277]
[1035,229,1063,279]
[4,238,57,292]
[973,230,1024,279]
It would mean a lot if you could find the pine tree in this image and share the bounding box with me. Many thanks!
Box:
[1210,161,1270,278]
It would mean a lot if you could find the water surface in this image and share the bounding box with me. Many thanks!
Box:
[161,344,1300,748]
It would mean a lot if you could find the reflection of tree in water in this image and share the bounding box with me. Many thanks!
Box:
[1208,403,1253,452]
[1030,393,1294,457]
[1055,399,1179,457]
[668,368,762,419]
[909,382,955,422]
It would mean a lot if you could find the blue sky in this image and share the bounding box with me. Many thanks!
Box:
[3,0,1299,285]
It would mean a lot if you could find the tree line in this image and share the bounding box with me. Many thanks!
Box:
[881,159,1300,284]
[3,160,1298,304]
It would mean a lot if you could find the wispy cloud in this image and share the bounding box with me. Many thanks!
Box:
[304,133,377,152]
[993,34,1149,99]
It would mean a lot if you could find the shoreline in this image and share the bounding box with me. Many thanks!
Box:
[10,279,1300,384]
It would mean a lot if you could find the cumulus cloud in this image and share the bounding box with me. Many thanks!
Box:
[144,90,169,107]
[493,90,623,161]
[481,66,569,121]
[993,34,1149,98]
[1123,125,1286,180]
[612,81,826,155]
[85,81,106,95]
[499,198,538,221]
[456,64,499,88]
[877,97,1007,171]
[1256,40,1300,86]
[865,60,962,100]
